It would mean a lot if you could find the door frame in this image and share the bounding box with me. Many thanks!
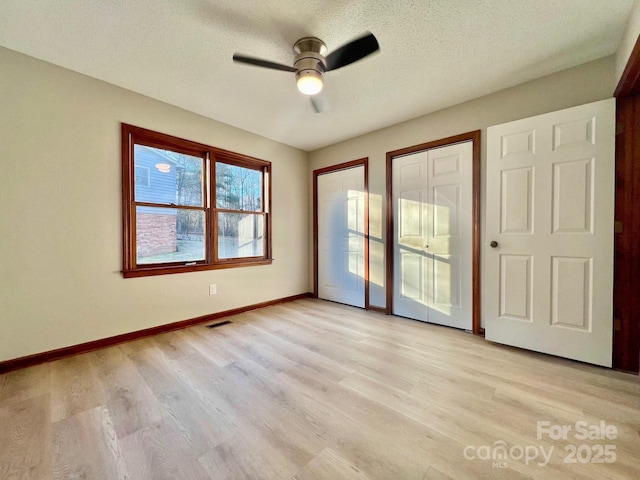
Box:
[313,158,370,309]
[385,131,482,333]
[613,35,640,374]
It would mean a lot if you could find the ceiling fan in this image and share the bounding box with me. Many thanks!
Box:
[232,32,379,112]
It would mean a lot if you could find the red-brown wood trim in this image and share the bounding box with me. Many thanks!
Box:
[266,164,273,261]
[313,158,370,309]
[313,158,368,176]
[385,130,482,334]
[0,293,312,374]
[364,160,370,310]
[385,152,394,315]
[613,37,640,375]
[367,305,387,314]
[123,124,269,168]
[122,124,273,277]
[612,96,640,374]
[615,34,640,97]
[122,127,134,271]
[386,131,482,160]
[122,258,273,278]
[471,131,482,335]
[312,170,319,298]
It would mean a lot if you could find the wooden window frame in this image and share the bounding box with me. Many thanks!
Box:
[122,124,272,278]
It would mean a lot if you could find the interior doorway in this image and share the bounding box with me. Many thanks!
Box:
[313,159,369,308]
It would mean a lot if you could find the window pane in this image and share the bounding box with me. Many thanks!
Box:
[136,206,205,264]
[134,145,203,207]
[134,166,150,187]
[216,162,262,211]
[218,213,264,259]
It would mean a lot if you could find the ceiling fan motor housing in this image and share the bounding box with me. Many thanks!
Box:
[293,37,327,56]
[293,37,327,75]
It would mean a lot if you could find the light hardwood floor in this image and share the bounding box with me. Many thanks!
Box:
[1,298,639,479]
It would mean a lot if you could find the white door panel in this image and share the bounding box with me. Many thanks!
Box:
[393,142,473,329]
[485,98,615,367]
[318,166,365,308]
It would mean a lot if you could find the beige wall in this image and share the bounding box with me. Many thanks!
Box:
[615,0,640,86]
[0,47,309,362]
[308,56,616,310]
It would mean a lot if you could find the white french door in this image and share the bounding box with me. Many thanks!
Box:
[392,142,473,330]
[484,98,615,367]
[317,166,365,308]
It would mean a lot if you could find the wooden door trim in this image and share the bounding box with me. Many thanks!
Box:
[615,35,640,97]
[613,33,640,374]
[385,131,482,334]
[613,96,640,373]
[313,159,370,310]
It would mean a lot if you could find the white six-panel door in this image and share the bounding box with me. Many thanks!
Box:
[393,142,473,329]
[317,166,365,308]
[484,98,615,367]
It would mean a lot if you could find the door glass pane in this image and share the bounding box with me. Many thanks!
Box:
[134,145,203,207]
[136,206,205,264]
[218,213,264,259]
[216,162,262,211]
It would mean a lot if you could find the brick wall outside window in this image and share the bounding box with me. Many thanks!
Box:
[136,213,177,257]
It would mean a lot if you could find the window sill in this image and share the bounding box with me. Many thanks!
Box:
[122,258,273,278]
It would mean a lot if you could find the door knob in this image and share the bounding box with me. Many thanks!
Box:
[424,244,429,248]
[490,241,499,248]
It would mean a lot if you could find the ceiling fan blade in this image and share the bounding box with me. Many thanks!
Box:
[232,54,297,72]
[324,32,379,72]
[310,92,330,113]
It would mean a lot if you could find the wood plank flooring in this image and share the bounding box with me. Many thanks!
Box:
[1,298,639,479]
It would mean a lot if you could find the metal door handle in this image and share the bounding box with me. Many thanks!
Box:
[424,244,429,248]
[490,241,499,248]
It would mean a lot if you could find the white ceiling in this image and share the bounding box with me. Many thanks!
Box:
[0,0,634,151]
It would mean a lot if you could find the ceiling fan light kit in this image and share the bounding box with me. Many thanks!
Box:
[293,37,327,95]
[296,70,323,95]
[232,32,379,111]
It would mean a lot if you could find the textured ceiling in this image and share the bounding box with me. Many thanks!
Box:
[0,0,634,151]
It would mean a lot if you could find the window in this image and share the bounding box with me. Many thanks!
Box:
[122,124,272,277]
[134,165,150,187]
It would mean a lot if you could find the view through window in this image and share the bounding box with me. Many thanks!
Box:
[122,124,272,277]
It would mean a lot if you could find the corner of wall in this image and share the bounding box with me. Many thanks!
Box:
[615,1,640,86]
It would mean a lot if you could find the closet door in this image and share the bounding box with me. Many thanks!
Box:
[317,166,365,308]
[392,142,473,329]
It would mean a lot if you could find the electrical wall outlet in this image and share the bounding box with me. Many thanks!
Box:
[209,284,217,295]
